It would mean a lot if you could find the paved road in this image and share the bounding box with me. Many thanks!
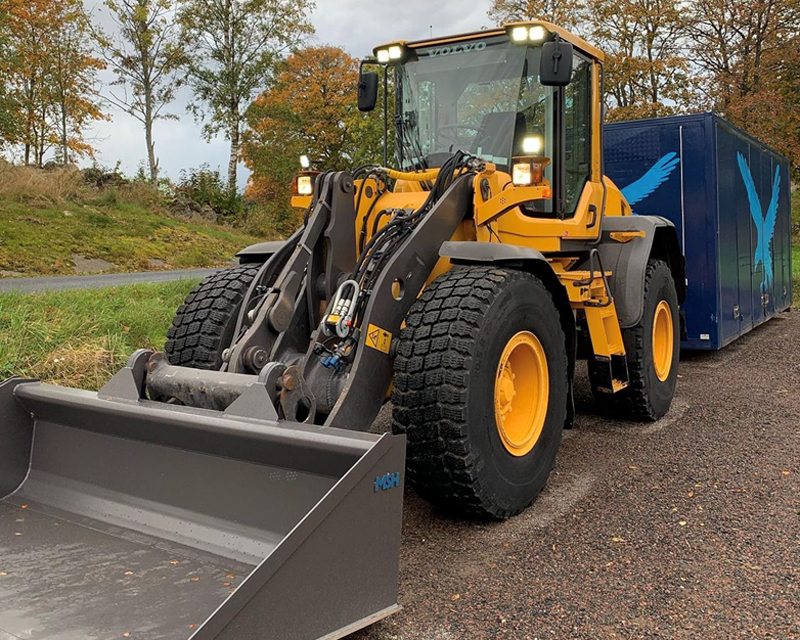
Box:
[0,268,218,293]
[357,312,799,640]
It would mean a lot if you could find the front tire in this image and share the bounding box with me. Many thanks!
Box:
[165,264,261,369]
[392,266,569,520]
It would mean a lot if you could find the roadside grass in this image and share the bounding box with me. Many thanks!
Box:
[0,199,261,276]
[0,280,197,390]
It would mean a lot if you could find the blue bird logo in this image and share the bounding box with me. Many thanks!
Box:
[737,153,781,294]
[620,152,681,209]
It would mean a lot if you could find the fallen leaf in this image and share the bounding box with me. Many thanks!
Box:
[450,594,460,601]
[679,520,687,526]
[190,577,200,582]
[20,505,27,509]
[123,326,130,333]
[189,624,197,630]
[688,490,694,498]
[169,560,180,565]
[14,532,21,536]
[628,465,638,470]
[611,536,625,543]
[226,573,235,579]
[124,571,134,576]
[781,470,790,475]
[123,633,131,638]
[222,582,231,587]
[0,572,7,576]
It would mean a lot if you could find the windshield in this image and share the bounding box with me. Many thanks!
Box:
[396,36,555,176]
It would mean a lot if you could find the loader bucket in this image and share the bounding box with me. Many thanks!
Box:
[0,371,405,640]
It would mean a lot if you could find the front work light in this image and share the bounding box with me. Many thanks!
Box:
[374,42,408,64]
[522,136,543,154]
[507,23,550,43]
[300,154,310,169]
[529,26,546,41]
[296,175,313,195]
[511,26,529,42]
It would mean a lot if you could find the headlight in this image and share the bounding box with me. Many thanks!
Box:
[299,154,310,169]
[511,158,548,186]
[512,162,532,186]
[297,175,313,195]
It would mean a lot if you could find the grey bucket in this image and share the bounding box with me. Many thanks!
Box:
[0,372,405,640]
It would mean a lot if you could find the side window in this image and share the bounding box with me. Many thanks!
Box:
[563,54,592,215]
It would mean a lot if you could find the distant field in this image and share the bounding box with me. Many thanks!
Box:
[0,280,197,389]
[0,199,260,277]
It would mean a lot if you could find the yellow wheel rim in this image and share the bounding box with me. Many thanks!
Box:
[652,300,674,382]
[494,331,549,457]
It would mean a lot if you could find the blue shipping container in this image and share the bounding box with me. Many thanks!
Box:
[604,113,793,350]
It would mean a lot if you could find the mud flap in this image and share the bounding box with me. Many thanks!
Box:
[0,376,405,640]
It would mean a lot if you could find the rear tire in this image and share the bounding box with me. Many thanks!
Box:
[165,264,261,369]
[589,259,679,420]
[392,266,568,520]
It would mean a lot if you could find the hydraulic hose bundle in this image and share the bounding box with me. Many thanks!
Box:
[318,151,482,372]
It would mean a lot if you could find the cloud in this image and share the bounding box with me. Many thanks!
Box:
[83,0,493,189]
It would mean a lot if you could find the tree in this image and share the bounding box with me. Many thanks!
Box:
[179,0,314,192]
[688,0,800,172]
[488,0,586,30]
[0,9,21,148]
[589,0,695,121]
[50,3,106,163]
[93,0,186,182]
[242,46,384,215]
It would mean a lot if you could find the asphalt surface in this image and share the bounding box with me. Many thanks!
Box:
[0,268,218,293]
[356,312,799,640]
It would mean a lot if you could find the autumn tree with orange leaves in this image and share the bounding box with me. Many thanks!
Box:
[242,46,385,219]
[1,0,106,165]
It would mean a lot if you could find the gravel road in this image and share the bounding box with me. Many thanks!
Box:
[356,312,799,640]
[0,269,218,293]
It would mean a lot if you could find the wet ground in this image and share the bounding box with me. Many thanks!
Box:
[357,312,799,640]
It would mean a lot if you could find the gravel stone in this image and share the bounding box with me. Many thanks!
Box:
[355,312,799,640]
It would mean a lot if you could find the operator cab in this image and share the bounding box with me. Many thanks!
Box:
[360,22,600,220]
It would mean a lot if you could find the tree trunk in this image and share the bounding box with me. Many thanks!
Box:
[146,119,158,184]
[227,122,240,193]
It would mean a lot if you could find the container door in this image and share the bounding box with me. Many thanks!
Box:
[715,126,748,340]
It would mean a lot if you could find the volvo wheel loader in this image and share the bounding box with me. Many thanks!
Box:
[0,20,684,640]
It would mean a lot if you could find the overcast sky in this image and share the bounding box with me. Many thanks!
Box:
[85,0,494,188]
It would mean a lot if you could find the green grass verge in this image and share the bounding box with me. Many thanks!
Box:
[0,280,197,390]
[0,199,261,276]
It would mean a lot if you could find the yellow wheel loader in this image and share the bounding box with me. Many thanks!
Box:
[0,20,684,640]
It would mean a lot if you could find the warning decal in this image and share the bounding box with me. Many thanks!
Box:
[365,323,393,354]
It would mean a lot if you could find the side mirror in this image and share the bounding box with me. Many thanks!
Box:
[539,40,573,87]
[358,71,379,112]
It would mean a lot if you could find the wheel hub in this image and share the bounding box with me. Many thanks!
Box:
[494,331,549,457]
[652,300,674,382]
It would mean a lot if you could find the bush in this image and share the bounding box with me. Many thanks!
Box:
[171,164,244,222]
[0,160,84,204]
[81,162,128,189]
